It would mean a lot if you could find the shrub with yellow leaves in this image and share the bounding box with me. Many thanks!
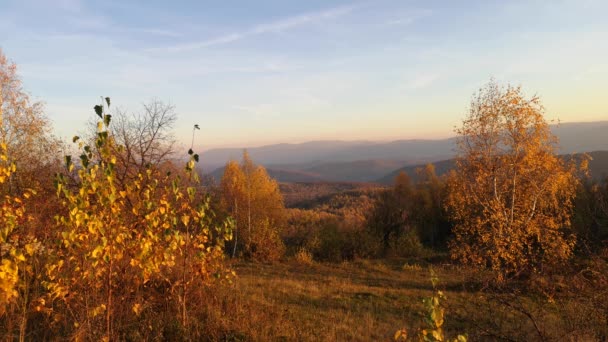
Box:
[0,90,45,342]
[46,97,233,340]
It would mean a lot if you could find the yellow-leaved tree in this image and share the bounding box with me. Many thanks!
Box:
[445,81,581,282]
[0,83,46,342]
[46,98,233,340]
[220,151,285,262]
[0,50,61,342]
[0,49,61,194]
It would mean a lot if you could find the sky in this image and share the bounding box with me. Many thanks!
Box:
[1,0,607,150]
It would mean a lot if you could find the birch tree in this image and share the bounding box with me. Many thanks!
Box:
[445,81,581,282]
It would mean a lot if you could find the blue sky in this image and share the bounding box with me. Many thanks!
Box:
[1,0,607,149]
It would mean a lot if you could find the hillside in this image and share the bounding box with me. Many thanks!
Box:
[203,121,608,183]
[302,159,406,182]
[377,150,608,185]
[208,159,416,183]
[209,166,326,183]
[279,182,382,208]
[552,122,608,154]
[200,138,456,171]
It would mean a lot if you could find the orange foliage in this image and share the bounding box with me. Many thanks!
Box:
[220,151,285,261]
[446,81,581,281]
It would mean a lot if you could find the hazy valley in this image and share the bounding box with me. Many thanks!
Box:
[204,121,608,184]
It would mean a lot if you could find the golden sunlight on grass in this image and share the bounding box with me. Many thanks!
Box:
[201,259,471,341]
[199,259,606,341]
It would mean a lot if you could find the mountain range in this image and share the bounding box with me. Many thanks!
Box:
[202,121,608,184]
[377,150,608,184]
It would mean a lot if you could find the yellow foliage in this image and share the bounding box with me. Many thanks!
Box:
[0,92,41,319]
[446,81,580,281]
[220,151,286,261]
[46,97,233,339]
[395,269,467,342]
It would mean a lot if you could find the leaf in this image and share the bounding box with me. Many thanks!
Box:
[104,114,112,127]
[193,154,199,162]
[16,253,26,262]
[194,124,200,130]
[394,329,407,340]
[132,303,142,316]
[91,246,104,259]
[94,105,103,118]
[25,243,36,256]
[105,97,111,108]
[181,215,191,226]
[80,154,89,168]
[72,136,80,143]
[187,187,195,200]
[188,148,193,155]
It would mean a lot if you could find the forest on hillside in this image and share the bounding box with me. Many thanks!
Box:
[1,48,608,341]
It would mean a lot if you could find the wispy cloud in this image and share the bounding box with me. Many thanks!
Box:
[407,73,440,89]
[149,4,358,53]
[232,104,281,120]
[128,28,181,38]
[53,0,85,13]
[386,9,432,26]
[251,5,355,34]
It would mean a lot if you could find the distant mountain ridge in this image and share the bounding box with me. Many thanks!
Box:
[378,150,608,185]
[202,121,608,183]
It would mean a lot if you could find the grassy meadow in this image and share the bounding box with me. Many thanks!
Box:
[199,257,607,341]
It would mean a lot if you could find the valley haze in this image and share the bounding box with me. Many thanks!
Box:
[202,121,608,183]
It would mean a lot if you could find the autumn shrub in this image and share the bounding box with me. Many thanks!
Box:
[246,218,285,262]
[0,139,42,340]
[313,223,348,261]
[0,90,54,342]
[43,98,233,340]
[294,247,314,265]
[283,208,333,256]
[388,229,428,258]
[284,197,378,262]
[303,221,377,262]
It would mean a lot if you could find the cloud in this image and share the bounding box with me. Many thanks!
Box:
[251,5,355,34]
[52,0,84,13]
[386,9,432,26]
[149,4,358,53]
[128,28,181,38]
[232,104,281,120]
[407,73,440,89]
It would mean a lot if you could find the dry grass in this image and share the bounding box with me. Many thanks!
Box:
[198,258,608,341]
[201,259,475,341]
